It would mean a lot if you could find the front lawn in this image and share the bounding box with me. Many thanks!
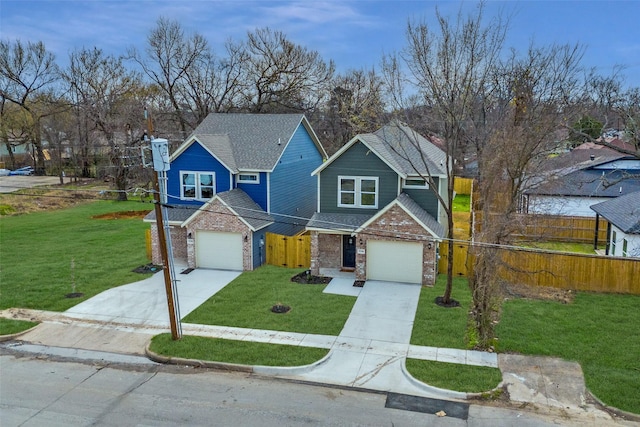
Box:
[498,292,640,414]
[410,275,471,349]
[183,265,356,335]
[0,200,153,312]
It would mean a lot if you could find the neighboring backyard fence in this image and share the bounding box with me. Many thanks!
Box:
[265,232,311,268]
[454,177,474,195]
[438,238,640,294]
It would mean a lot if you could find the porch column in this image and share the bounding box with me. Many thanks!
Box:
[593,213,600,250]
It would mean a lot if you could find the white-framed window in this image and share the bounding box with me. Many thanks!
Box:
[403,177,429,189]
[180,171,215,200]
[622,239,628,257]
[611,230,617,255]
[237,173,260,184]
[338,176,378,208]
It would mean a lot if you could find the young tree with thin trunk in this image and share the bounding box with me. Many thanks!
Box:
[382,3,507,308]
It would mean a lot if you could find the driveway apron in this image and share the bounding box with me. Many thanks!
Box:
[297,280,441,397]
[63,269,240,327]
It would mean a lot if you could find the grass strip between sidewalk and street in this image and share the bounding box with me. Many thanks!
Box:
[405,359,502,394]
[0,318,39,336]
[150,334,329,367]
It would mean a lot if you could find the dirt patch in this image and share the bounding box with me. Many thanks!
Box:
[434,296,462,307]
[502,282,575,304]
[291,271,332,285]
[93,210,149,220]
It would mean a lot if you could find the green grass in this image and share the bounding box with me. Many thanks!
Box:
[523,241,603,254]
[405,359,502,393]
[0,200,153,311]
[497,292,640,414]
[452,194,471,212]
[183,265,356,335]
[150,334,329,367]
[410,275,471,349]
[0,318,38,335]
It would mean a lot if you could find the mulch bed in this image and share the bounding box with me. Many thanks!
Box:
[290,271,332,284]
[271,304,291,314]
[132,263,163,274]
[434,296,461,308]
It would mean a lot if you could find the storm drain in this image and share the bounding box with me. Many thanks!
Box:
[385,393,469,420]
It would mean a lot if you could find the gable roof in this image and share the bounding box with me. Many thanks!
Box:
[355,192,445,239]
[171,113,327,173]
[313,122,447,178]
[590,191,640,234]
[185,188,274,231]
[144,189,273,231]
[527,169,640,198]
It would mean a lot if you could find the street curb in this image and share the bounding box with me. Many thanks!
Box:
[587,390,640,422]
[0,324,40,342]
[144,342,253,373]
[253,348,332,376]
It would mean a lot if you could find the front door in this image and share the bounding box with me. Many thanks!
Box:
[342,235,356,269]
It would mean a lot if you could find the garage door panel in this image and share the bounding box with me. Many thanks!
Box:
[366,240,422,283]
[196,231,243,270]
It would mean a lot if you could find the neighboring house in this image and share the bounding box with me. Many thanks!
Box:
[145,113,327,271]
[522,141,640,217]
[306,122,447,285]
[590,190,640,258]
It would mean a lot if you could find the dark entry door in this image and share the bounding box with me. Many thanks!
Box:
[342,235,356,268]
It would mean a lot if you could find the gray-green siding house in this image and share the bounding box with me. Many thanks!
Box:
[306,122,448,285]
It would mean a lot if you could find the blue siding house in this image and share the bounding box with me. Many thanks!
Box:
[306,122,448,285]
[146,114,327,271]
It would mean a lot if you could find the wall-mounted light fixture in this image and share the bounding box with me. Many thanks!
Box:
[427,242,432,249]
[244,235,248,242]
[359,238,363,245]
[187,232,193,240]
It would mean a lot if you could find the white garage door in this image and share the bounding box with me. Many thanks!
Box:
[366,240,422,283]
[196,231,243,270]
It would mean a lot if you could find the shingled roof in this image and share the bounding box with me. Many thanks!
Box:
[314,121,447,178]
[590,191,640,234]
[173,113,325,172]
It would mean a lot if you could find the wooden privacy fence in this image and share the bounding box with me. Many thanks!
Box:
[438,240,640,294]
[454,177,474,195]
[266,232,311,268]
[474,212,608,243]
[498,248,640,294]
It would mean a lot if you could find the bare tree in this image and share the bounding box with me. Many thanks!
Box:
[235,27,335,113]
[312,68,385,154]
[63,47,145,200]
[467,42,584,348]
[382,3,507,308]
[0,39,60,174]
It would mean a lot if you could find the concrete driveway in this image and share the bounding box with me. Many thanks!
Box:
[0,175,61,193]
[63,268,241,327]
[294,280,444,397]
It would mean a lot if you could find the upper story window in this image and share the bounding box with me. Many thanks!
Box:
[181,171,215,200]
[338,176,378,209]
[403,177,429,189]
[237,173,260,184]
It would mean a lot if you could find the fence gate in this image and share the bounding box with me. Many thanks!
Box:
[265,232,311,268]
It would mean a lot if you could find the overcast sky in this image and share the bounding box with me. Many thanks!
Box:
[2,0,639,87]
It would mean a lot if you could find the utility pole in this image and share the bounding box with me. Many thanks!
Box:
[145,108,181,340]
